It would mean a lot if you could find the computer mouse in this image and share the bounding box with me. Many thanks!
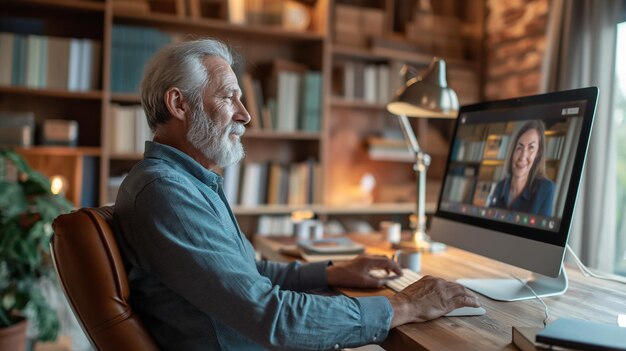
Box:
[445,306,487,317]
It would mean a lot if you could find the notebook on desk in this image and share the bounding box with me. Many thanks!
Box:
[535,318,626,351]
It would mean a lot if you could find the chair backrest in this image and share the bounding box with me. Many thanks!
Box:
[51,207,159,351]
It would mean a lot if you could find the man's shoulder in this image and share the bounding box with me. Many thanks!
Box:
[119,159,196,198]
[131,158,191,183]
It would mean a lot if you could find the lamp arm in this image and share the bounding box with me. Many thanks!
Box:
[398,115,421,155]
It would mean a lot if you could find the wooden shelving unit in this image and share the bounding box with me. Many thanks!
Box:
[0,0,485,234]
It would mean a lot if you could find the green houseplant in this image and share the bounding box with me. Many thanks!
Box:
[0,148,73,343]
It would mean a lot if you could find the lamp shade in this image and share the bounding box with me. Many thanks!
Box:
[387,57,459,118]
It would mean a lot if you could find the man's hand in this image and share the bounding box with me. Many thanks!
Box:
[326,254,403,289]
[387,275,481,327]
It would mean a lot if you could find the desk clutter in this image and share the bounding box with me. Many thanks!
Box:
[276,237,365,263]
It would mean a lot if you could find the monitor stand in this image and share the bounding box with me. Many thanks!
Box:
[457,267,568,302]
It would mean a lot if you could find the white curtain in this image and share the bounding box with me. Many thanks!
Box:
[541,0,624,271]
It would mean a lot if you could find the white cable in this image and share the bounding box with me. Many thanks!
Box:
[566,244,626,284]
[510,274,549,327]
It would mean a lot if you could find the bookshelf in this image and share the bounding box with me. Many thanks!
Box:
[0,0,486,235]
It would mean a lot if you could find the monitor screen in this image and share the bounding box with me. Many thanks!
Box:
[429,87,598,301]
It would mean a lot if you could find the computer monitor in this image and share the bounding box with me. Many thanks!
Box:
[429,87,598,301]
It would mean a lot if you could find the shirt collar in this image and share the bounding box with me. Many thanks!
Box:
[144,141,222,190]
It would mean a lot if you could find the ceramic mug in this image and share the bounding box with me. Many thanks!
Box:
[393,250,421,272]
[380,221,401,244]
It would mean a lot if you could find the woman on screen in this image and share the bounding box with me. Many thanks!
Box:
[488,120,555,217]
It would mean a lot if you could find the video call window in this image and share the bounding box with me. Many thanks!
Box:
[440,101,587,233]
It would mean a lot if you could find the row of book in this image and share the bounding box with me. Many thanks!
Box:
[109,104,153,155]
[545,135,565,160]
[339,60,404,104]
[223,159,321,207]
[451,139,487,162]
[110,25,172,93]
[0,32,101,91]
[242,70,322,132]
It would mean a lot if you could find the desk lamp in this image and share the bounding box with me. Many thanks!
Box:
[386,57,458,250]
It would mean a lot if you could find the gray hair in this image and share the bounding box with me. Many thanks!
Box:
[140,39,234,131]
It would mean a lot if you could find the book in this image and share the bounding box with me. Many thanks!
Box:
[25,35,41,88]
[67,38,82,91]
[299,71,321,132]
[227,0,246,24]
[0,32,14,86]
[241,73,261,129]
[511,326,550,351]
[46,36,69,89]
[535,318,626,351]
[109,104,136,154]
[223,162,242,206]
[134,106,152,153]
[240,162,262,207]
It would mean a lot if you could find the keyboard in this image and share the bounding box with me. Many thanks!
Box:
[370,268,424,292]
[370,268,486,317]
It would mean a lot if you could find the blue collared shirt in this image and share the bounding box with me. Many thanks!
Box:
[488,176,555,216]
[113,141,392,350]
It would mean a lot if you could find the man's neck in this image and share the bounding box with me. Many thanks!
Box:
[153,132,217,170]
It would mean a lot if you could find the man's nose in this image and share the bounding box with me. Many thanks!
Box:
[234,98,251,125]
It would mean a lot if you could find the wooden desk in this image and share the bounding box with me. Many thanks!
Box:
[254,234,626,351]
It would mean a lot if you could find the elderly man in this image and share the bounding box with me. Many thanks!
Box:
[113,38,480,350]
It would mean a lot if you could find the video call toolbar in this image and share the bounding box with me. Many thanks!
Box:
[440,202,561,232]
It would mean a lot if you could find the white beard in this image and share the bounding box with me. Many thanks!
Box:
[187,107,245,168]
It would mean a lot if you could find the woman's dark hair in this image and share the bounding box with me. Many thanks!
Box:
[506,120,547,192]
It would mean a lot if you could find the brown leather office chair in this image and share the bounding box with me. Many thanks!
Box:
[51,207,159,351]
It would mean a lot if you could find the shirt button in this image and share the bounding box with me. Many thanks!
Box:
[333,344,340,349]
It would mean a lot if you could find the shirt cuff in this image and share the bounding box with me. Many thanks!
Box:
[298,260,331,291]
[355,296,393,344]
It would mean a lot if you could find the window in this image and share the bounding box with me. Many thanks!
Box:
[614,21,626,276]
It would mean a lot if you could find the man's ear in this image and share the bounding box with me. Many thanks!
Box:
[164,87,188,122]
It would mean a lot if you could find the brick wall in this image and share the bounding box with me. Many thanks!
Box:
[484,0,550,100]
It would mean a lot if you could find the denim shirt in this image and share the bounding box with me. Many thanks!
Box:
[488,176,556,217]
[113,141,392,350]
